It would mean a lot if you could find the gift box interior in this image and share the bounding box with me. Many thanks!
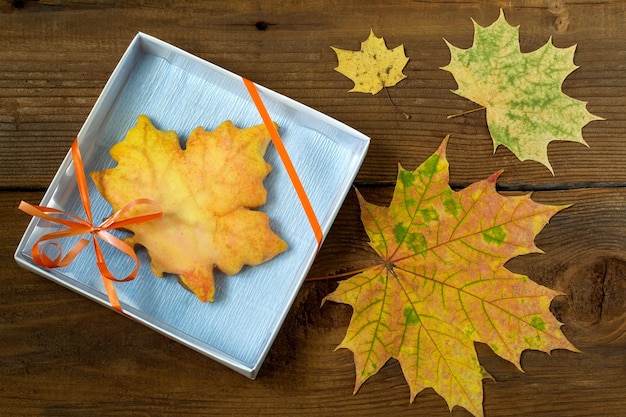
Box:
[14,33,369,378]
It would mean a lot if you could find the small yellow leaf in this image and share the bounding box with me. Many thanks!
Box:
[332,30,409,94]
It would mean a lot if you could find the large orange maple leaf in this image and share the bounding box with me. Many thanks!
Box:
[323,137,577,417]
[91,115,287,302]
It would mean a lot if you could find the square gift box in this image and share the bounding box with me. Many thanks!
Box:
[14,33,369,378]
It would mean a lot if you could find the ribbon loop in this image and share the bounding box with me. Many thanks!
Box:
[19,138,162,312]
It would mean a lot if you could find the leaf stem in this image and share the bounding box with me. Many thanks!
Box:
[447,106,486,119]
[384,87,410,119]
[305,266,376,281]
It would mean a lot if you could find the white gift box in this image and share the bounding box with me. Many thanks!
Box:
[15,33,369,378]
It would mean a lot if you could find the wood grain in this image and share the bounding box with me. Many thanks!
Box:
[1,1,625,188]
[2,187,626,416]
[1,1,626,416]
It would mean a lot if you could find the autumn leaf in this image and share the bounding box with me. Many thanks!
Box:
[441,9,602,173]
[91,115,287,302]
[332,30,409,94]
[323,137,577,417]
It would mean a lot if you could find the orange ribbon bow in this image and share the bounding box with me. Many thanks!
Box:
[19,138,162,312]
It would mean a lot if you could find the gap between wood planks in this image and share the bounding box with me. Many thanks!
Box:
[8,170,626,195]
[354,181,626,193]
[7,181,626,196]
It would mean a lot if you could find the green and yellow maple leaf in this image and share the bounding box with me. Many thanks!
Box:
[441,9,602,173]
[332,30,409,94]
[323,137,577,417]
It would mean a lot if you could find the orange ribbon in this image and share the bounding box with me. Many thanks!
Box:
[243,77,323,249]
[19,139,162,312]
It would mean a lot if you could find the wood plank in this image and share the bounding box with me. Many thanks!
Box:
[1,1,625,188]
[2,185,625,416]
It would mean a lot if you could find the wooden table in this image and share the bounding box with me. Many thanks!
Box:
[1,1,625,416]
